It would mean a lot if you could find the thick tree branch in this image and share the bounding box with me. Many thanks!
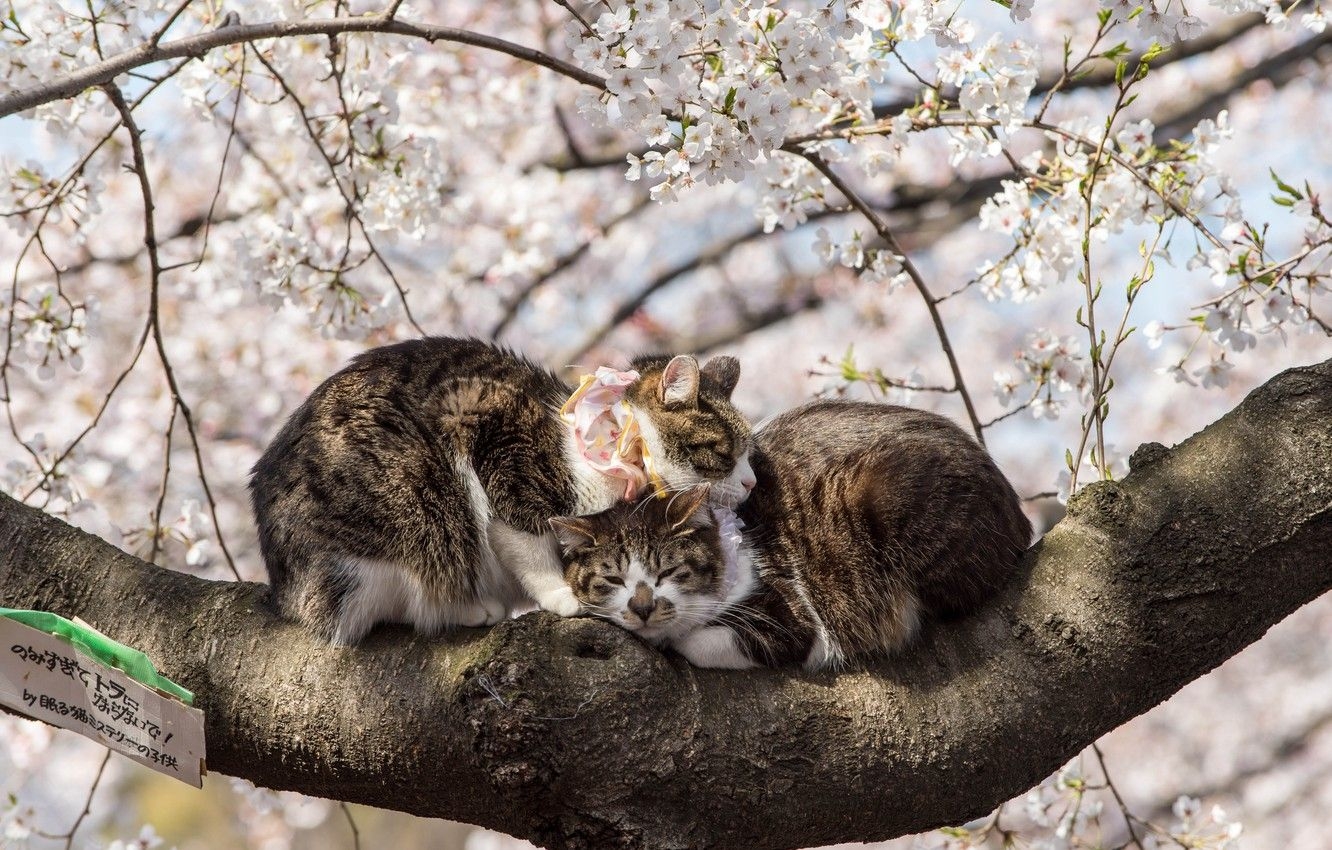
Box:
[2,360,1331,849]
[0,15,604,119]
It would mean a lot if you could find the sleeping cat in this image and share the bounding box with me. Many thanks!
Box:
[549,399,1032,670]
[250,337,755,644]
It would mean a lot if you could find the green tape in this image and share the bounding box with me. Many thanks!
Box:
[0,608,193,705]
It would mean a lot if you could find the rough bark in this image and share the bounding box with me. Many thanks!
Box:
[2,359,1331,850]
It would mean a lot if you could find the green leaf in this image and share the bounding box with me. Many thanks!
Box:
[839,345,859,381]
[1140,42,1167,63]
[1065,448,1076,470]
[1102,42,1131,60]
[1269,168,1303,199]
[723,86,737,114]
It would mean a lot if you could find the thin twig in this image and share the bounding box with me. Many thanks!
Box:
[19,317,152,501]
[551,0,595,36]
[1092,743,1146,850]
[148,406,177,566]
[102,83,243,582]
[340,802,361,850]
[797,149,986,445]
[1,58,191,484]
[149,0,197,46]
[1067,76,1130,495]
[249,46,427,336]
[61,750,111,850]
[194,46,248,270]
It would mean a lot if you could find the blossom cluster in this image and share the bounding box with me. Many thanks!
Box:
[919,756,1246,850]
[574,1,872,204]
[814,226,909,290]
[993,329,1090,420]
[7,285,95,379]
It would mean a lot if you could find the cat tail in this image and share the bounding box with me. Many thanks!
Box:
[268,544,360,645]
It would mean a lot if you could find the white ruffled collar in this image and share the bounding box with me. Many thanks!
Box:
[711,505,746,600]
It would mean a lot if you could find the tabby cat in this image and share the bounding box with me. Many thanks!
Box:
[550,399,1032,669]
[250,337,755,644]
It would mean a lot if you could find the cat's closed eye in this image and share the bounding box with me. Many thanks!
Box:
[689,445,734,471]
[590,575,623,595]
[656,567,690,585]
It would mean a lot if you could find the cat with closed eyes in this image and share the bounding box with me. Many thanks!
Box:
[250,337,755,644]
[549,399,1032,670]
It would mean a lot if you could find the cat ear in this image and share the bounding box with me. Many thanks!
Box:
[701,355,740,398]
[548,517,599,553]
[665,485,712,532]
[660,355,700,408]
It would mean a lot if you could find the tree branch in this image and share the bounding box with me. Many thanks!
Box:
[0,15,604,119]
[2,359,1331,850]
[538,13,1269,173]
[868,12,1270,123]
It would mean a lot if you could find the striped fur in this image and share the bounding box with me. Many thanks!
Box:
[249,337,752,643]
[558,400,1032,670]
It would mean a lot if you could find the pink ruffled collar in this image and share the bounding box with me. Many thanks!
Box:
[560,367,664,500]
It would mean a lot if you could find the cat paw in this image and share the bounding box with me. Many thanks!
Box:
[453,603,492,628]
[481,598,509,626]
[674,626,756,670]
[536,587,582,618]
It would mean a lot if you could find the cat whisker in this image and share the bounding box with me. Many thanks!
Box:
[676,600,800,642]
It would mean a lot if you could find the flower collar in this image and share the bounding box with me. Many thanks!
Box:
[560,367,665,500]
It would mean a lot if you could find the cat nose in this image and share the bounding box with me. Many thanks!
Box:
[741,475,756,491]
[628,583,657,622]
